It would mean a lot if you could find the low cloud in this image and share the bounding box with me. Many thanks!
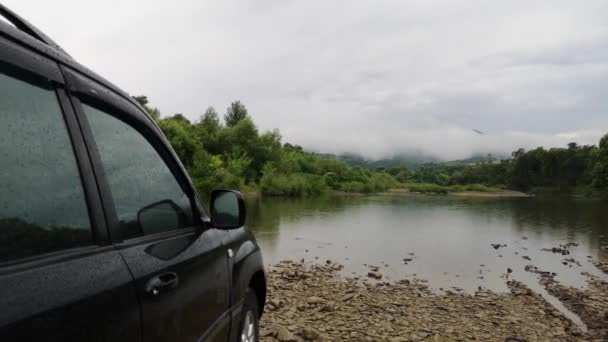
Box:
[7,0,608,160]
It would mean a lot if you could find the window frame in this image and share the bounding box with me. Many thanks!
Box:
[0,36,108,269]
[0,14,16,29]
[62,67,204,243]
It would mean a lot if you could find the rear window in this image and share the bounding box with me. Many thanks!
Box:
[0,70,92,264]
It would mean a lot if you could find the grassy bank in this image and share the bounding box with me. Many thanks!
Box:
[395,182,499,194]
[247,182,501,197]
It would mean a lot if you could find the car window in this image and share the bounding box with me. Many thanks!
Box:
[82,103,194,239]
[0,72,92,264]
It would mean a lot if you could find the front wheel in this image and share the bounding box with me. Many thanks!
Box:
[239,289,259,342]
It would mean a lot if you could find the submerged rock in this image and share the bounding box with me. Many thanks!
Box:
[367,271,382,279]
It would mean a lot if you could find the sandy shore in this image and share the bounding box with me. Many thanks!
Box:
[331,191,366,197]
[245,189,530,198]
[451,190,530,197]
[384,188,530,197]
[260,260,607,342]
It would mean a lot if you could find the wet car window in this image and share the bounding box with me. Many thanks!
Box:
[0,72,92,263]
[82,103,194,239]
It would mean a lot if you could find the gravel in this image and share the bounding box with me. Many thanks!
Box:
[259,260,606,342]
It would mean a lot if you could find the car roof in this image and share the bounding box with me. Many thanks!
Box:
[0,4,149,116]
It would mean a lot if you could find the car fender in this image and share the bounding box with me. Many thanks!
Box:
[222,228,266,309]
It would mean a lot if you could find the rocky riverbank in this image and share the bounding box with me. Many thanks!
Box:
[545,277,608,340]
[260,260,607,342]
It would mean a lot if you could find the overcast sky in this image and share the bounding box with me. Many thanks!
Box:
[6,0,608,160]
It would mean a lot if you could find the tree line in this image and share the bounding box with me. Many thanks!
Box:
[135,96,608,198]
[380,140,608,196]
[134,97,398,196]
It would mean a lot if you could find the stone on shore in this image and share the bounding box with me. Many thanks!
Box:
[260,259,607,341]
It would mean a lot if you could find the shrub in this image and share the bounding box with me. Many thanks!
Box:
[260,170,328,196]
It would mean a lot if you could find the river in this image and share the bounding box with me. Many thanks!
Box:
[246,193,608,295]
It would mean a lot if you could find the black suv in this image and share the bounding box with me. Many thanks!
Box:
[0,5,265,342]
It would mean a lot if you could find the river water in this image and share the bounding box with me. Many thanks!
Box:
[246,194,608,294]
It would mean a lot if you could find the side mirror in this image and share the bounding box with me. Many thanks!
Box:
[210,190,246,229]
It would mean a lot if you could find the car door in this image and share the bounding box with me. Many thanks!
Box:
[0,31,140,341]
[64,68,232,342]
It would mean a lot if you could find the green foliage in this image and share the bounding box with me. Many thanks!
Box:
[401,183,450,194]
[137,95,608,198]
[592,134,608,196]
[157,117,199,170]
[369,172,399,192]
[449,161,512,187]
[260,166,328,196]
[133,95,160,120]
[509,144,598,191]
[463,183,497,192]
[384,166,412,182]
[599,134,608,150]
[224,100,248,127]
[200,107,221,133]
[402,141,606,197]
[400,183,497,194]
[142,97,399,196]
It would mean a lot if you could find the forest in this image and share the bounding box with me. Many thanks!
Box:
[391,140,608,196]
[135,97,399,196]
[135,96,608,198]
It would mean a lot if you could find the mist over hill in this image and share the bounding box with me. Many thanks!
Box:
[314,152,508,170]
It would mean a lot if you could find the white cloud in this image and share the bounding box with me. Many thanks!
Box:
[5,0,608,160]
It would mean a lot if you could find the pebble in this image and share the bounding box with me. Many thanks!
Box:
[260,260,607,341]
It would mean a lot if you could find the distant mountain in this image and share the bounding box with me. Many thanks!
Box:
[314,152,507,170]
[312,152,438,169]
[441,153,508,166]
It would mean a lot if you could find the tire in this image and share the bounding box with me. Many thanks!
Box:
[238,289,259,342]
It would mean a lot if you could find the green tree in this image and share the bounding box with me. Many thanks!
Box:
[171,113,190,124]
[194,107,222,155]
[133,95,161,120]
[200,107,221,133]
[224,100,248,127]
[592,134,608,195]
[157,118,199,170]
[136,94,608,198]
[600,134,608,150]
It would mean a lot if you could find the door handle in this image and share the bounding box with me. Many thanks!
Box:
[145,272,179,297]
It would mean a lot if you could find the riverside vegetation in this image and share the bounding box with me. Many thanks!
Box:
[135,96,608,198]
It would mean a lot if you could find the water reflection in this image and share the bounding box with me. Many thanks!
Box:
[246,194,608,293]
